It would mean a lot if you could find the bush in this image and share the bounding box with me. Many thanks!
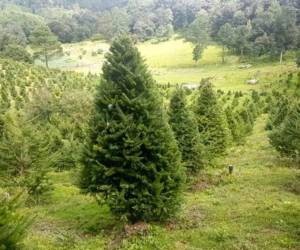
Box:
[1,45,33,64]
[97,49,104,55]
[90,34,104,41]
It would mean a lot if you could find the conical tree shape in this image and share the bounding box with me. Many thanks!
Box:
[194,82,230,159]
[269,101,300,160]
[266,95,290,130]
[80,36,184,222]
[169,88,205,172]
[225,107,241,143]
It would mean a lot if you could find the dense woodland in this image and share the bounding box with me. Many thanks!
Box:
[0,0,299,249]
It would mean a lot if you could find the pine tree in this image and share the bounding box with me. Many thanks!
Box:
[269,102,300,160]
[169,88,205,173]
[80,36,183,222]
[266,94,290,130]
[225,107,242,143]
[194,81,230,159]
[0,193,31,250]
[0,110,54,202]
[0,110,51,176]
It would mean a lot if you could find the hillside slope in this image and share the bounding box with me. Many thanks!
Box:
[21,115,300,249]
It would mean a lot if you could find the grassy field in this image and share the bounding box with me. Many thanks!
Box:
[43,38,298,91]
[22,115,300,250]
[25,37,300,249]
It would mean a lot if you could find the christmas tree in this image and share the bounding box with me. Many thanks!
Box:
[169,88,205,172]
[269,101,300,160]
[194,81,230,159]
[80,36,184,222]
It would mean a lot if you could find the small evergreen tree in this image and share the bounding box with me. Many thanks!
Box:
[0,110,51,176]
[169,88,205,172]
[80,36,183,222]
[0,110,54,202]
[225,107,242,143]
[0,192,31,250]
[269,102,300,160]
[266,95,290,130]
[194,81,230,159]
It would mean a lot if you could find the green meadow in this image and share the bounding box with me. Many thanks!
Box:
[44,38,297,91]
[22,116,300,250]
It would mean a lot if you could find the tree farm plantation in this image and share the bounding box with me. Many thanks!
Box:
[0,0,299,249]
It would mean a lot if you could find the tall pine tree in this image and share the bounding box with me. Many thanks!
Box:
[80,36,184,222]
[194,82,230,159]
[169,88,205,172]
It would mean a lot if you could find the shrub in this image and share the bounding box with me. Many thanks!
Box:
[97,49,104,55]
[1,45,33,64]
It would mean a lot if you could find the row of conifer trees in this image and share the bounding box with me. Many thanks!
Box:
[0,60,98,249]
[80,36,263,223]
[266,72,300,161]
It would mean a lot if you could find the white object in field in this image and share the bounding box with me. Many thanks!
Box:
[246,79,259,85]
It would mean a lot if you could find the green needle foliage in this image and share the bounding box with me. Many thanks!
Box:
[0,110,51,177]
[169,88,205,172]
[80,36,184,222]
[194,81,230,159]
[269,101,300,160]
[266,94,290,130]
[0,110,54,202]
[0,193,31,250]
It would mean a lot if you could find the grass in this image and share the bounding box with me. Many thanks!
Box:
[26,38,300,249]
[22,116,300,250]
[44,38,298,91]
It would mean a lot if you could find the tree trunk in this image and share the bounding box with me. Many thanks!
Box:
[240,48,244,61]
[222,46,225,64]
[280,50,283,64]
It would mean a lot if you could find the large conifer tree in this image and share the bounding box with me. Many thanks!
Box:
[80,36,183,222]
[169,88,205,172]
[194,82,230,159]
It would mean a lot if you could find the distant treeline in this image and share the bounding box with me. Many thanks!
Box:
[0,0,299,62]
